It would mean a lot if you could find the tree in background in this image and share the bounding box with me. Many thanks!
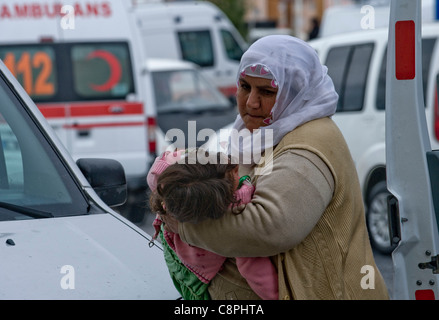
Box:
[206,0,248,39]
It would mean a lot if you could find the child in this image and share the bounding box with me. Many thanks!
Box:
[147,149,278,300]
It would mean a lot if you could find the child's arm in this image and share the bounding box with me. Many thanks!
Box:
[164,230,226,284]
[235,257,278,300]
[234,182,255,205]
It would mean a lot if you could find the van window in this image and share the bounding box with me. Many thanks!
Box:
[220,29,244,61]
[178,30,214,67]
[376,38,437,110]
[0,42,135,103]
[325,43,374,112]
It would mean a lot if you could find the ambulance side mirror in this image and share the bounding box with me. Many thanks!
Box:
[76,158,127,207]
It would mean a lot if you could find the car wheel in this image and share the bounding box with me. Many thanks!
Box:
[366,181,397,254]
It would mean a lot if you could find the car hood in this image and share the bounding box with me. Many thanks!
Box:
[0,213,180,299]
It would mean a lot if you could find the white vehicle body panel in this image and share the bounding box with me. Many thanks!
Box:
[385,0,439,300]
[0,214,179,299]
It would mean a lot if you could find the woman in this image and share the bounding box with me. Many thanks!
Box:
[162,35,389,300]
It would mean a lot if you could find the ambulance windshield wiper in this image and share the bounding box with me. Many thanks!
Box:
[0,201,54,219]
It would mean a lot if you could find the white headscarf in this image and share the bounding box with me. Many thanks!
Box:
[229,35,338,166]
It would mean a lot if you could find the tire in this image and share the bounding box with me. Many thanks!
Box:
[366,181,397,254]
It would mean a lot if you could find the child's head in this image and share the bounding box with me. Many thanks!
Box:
[149,150,239,224]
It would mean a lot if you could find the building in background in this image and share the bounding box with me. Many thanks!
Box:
[244,0,365,41]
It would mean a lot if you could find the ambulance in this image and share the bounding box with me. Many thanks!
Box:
[132,0,248,101]
[0,0,156,194]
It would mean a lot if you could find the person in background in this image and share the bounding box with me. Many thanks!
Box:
[161,35,390,300]
[308,17,320,40]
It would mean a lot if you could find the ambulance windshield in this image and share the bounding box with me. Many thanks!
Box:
[0,42,135,102]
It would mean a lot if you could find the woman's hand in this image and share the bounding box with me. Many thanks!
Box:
[160,214,180,234]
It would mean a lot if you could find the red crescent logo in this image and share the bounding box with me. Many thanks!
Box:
[86,50,122,92]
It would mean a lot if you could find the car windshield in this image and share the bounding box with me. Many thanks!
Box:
[0,70,89,221]
[152,69,231,114]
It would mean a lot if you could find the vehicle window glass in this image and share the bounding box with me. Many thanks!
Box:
[376,38,436,110]
[220,29,244,61]
[152,69,230,113]
[325,46,350,111]
[0,117,23,189]
[71,43,135,99]
[343,44,373,111]
[326,43,373,112]
[0,71,89,220]
[0,45,57,102]
[178,31,214,67]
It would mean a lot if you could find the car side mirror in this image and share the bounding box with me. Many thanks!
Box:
[76,158,127,207]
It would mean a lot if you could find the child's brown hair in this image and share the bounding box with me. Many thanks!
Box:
[149,150,239,224]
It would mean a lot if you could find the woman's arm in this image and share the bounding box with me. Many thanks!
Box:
[178,149,334,257]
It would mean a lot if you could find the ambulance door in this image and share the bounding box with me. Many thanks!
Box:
[386,0,439,299]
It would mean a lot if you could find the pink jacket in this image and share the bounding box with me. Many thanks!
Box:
[147,151,278,300]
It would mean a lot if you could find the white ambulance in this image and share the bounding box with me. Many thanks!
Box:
[0,0,156,193]
[132,0,248,101]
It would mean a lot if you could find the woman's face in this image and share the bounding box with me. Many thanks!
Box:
[236,75,278,132]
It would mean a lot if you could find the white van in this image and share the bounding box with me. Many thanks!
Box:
[133,0,248,101]
[308,23,439,253]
